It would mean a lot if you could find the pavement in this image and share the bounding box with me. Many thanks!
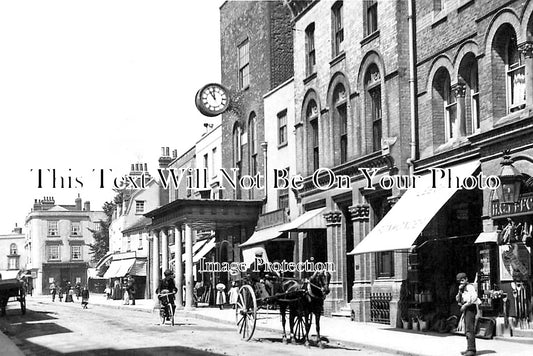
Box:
[2,294,533,356]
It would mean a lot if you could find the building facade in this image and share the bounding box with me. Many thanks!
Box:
[0,224,26,280]
[25,196,106,294]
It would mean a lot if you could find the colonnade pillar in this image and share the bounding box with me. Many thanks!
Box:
[184,224,194,310]
[174,225,183,309]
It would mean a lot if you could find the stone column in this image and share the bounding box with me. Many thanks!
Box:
[348,204,371,322]
[323,210,343,315]
[161,228,168,272]
[174,225,183,309]
[151,230,160,300]
[452,83,466,139]
[184,224,194,310]
[520,42,533,107]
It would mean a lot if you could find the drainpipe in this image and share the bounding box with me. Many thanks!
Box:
[407,0,417,176]
[261,142,268,203]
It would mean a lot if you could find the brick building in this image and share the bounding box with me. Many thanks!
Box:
[220,0,294,201]
[286,0,413,318]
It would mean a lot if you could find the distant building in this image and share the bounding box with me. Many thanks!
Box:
[25,196,106,294]
[0,224,26,280]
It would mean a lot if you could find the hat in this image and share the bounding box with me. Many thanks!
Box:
[456,272,467,281]
[164,269,173,276]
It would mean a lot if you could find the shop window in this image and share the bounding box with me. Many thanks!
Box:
[305,23,316,76]
[377,251,394,278]
[332,1,344,57]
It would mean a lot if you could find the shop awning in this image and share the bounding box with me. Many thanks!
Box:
[280,207,326,231]
[349,160,480,255]
[193,238,216,263]
[475,232,498,244]
[103,258,136,278]
[241,207,326,248]
[182,239,208,262]
[240,225,284,247]
[0,270,21,280]
[129,260,147,276]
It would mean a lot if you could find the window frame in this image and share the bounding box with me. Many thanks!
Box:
[70,245,82,261]
[70,221,81,236]
[8,257,19,270]
[238,39,250,90]
[277,167,290,210]
[506,35,526,113]
[47,245,60,261]
[9,243,18,255]
[305,23,316,76]
[332,1,344,57]
[48,220,59,237]
[278,110,288,147]
[470,63,480,133]
[135,200,145,214]
[443,75,457,141]
[365,0,378,36]
[249,113,257,176]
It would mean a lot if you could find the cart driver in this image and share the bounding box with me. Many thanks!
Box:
[249,252,273,298]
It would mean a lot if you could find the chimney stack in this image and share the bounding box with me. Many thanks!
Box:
[75,194,82,210]
[12,223,22,234]
[84,201,91,211]
[159,147,172,168]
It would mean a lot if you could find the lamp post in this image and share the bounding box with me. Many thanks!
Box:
[497,152,522,204]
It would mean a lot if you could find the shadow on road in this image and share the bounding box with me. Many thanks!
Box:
[258,336,363,351]
[63,346,226,355]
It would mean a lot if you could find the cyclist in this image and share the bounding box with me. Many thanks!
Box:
[157,269,177,318]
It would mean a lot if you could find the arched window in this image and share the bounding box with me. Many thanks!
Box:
[443,75,456,140]
[492,25,525,117]
[232,123,242,166]
[471,62,480,132]
[10,243,17,255]
[365,64,382,151]
[333,84,348,163]
[506,34,525,112]
[458,52,479,135]
[307,100,319,172]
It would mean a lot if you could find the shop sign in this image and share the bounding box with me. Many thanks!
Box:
[499,243,531,281]
[491,194,533,218]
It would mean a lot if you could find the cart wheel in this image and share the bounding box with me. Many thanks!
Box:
[235,284,257,341]
[291,311,309,343]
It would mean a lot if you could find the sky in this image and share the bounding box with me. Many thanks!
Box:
[0,0,224,233]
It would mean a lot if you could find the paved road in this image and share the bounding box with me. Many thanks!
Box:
[0,298,391,355]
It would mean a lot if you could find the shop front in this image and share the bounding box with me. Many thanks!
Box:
[480,152,533,337]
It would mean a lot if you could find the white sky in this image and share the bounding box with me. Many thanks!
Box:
[0,0,224,233]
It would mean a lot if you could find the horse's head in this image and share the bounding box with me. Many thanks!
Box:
[308,270,331,300]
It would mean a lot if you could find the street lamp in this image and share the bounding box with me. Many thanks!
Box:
[497,152,522,204]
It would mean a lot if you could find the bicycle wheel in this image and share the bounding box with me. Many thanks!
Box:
[170,305,175,326]
[159,307,166,325]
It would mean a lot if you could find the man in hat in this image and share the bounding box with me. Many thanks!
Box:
[157,269,178,315]
[456,272,479,356]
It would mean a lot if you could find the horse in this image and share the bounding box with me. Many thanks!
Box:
[278,270,331,348]
[301,270,331,348]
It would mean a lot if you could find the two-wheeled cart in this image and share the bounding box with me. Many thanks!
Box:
[0,278,26,316]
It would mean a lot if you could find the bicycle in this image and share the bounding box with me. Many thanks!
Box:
[158,290,175,326]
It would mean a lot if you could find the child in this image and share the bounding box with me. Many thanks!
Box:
[104,284,111,300]
[215,283,226,310]
[81,286,89,309]
[228,282,239,309]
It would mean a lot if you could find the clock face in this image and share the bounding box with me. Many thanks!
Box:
[195,83,230,117]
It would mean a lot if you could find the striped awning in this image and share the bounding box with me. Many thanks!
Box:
[103,258,136,278]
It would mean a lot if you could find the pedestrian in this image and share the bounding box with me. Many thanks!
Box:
[215,283,226,310]
[75,282,82,301]
[49,281,56,302]
[81,286,89,309]
[127,275,136,306]
[58,285,63,302]
[104,283,111,300]
[113,279,121,300]
[122,278,130,305]
[228,282,239,309]
[157,269,178,317]
[456,272,480,356]
[65,285,74,303]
